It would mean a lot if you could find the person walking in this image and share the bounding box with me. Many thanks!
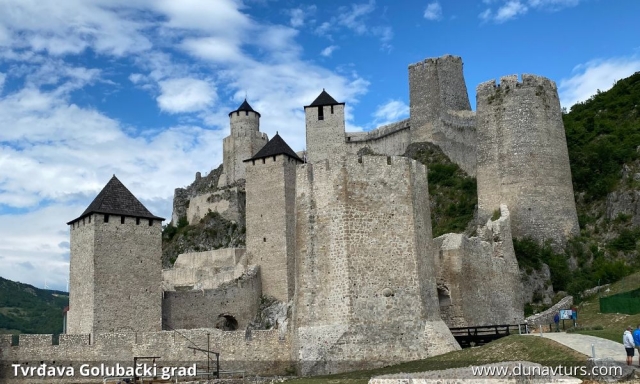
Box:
[624,326,635,366]
[633,325,640,365]
[554,312,560,332]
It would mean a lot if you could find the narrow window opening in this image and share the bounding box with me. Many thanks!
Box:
[82,218,85,225]
[104,214,109,223]
[347,137,351,142]
[148,219,153,226]
[252,160,255,165]
[88,215,91,223]
[263,237,266,242]
[331,105,334,114]
[136,218,140,225]
[262,158,265,164]
[121,216,125,224]
[245,111,249,116]
[318,106,324,120]
[273,156,276,162]
[387,156,392,165]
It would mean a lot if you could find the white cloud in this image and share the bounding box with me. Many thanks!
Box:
[479,0,580,22]
[424,2,443,21]
[337,0,376,35]
[321,45,339,57]
[315,0,392,49]
[288,6,316,28]
[156,78,217,114]
[559,56,640,109]
[372,99,409,127]
[0,73,5,93]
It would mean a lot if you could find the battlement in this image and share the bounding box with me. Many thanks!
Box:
[346,119,410,143]
[224,131,268,140]
[477,74,558,96]
[408,54,463,71]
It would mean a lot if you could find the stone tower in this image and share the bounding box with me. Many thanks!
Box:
[475,75,579,247]
[305,90,345,163]
[66,175,164,334]
[221,99,268,186]
[244,134,303,302]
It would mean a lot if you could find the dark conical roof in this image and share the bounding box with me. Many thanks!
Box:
[229,99,261,117]
[67,175,164,225]
[305,89,344,108]
[243,133,303,163]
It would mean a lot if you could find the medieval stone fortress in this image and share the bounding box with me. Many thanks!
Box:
[0,54,580,382]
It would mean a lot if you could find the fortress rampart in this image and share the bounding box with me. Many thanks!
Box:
[1,328,291,383]
[344,119,411,156]
[292,155,459,375]
[476,74,579,246]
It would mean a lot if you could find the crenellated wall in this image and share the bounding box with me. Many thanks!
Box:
[292,155,459,376]
[1,329,291,383]
[433,205,524,328]
[476,74,579,247]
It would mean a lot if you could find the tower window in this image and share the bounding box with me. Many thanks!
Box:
[273,156,276,162]
[149,219,153,226]
[331,105,334,114]
[121,216,125,224]
[263,237,266,242]
[104,214,109,223]
[88,215,91,223]
[262,158,265,164]
[136,218,140,225]
[318,106,324,120]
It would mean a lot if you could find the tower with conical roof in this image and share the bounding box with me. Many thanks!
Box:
[66,175,164,334]
[243,133,303,301]
[220,99,268,186]
[304,89,346,163]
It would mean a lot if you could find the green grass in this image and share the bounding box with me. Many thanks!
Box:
[570,271,640,343]
[284,336,589,384]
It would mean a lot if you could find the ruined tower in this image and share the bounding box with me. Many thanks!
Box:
[244,134,303,302]
[408,55,477,175]
[304,90,345,163]
[475,75,579,246]
[221,100,268,186]
[66,175,164,334]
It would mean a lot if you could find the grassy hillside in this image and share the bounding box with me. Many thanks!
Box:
[0,276,68,335]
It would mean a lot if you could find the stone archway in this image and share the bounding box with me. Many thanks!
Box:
[215,314,239,331]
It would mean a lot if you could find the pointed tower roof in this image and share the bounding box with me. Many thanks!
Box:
[67,175,164,225]
[305,89,344,108]
[228,99,261,117]
[243,133,304,163]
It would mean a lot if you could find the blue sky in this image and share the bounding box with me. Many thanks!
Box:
[0,0,639,291]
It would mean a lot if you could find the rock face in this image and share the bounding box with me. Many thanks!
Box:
[520,263,555,305]
[433,205,524,327]
[171,165,225,224]
[606,160,640,226]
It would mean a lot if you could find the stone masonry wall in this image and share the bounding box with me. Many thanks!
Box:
[433,205,524,328]
[408,55,476,176]
[92,214,162,333]
[476,74,579,247]
[162,248,246,290]
[221,131,268,187]
[344,119,411,156]
[67,218,95,335]
[245,154,298,302]
[1,329,291,383]
[305,104,346,163]
[292,155,459,375]
[162,266,261,330]
[186,186,245,225]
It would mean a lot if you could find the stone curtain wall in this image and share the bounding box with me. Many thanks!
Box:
[67,218,95,335]
[0,329,291,383]
[92,215,163,333]
[185,186,245,225]
[305,104,346,163]
[293,156,458,376]
[245,154,298,302]
[434,205,524,328]
[476,75,579,247]
[344,119,411,156]
[162,266,261,330]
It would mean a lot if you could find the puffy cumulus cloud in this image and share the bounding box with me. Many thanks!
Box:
[288,5,317,28]
[156,78,217,114]
[372,99,409,127]
[479,0,581,23]
[424,2,443,21]
[559,56,640,109]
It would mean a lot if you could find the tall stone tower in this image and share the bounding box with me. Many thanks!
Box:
[66,175,164,334]
[244,134,303,302]
[221,100,268,186]
[408,55,477,176]
[304,90,345,163]
[475,75,579,247]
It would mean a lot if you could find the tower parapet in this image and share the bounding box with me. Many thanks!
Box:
[304,90,346,163]
[475,74,579,247]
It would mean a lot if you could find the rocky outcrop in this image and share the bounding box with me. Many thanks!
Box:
[521,263,554,305]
